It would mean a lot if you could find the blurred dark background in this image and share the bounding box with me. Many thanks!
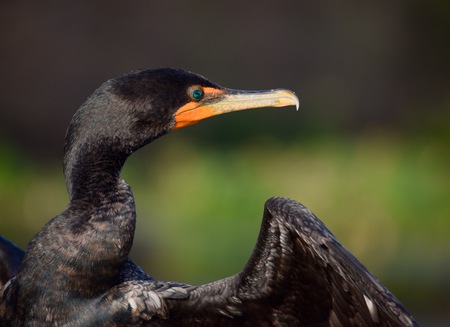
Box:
[0,1,449,325]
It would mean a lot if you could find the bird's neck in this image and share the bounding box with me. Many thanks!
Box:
[15,176,137,314]
[64,141,129,201]
[18,144,137,300]
[62,143,135,281]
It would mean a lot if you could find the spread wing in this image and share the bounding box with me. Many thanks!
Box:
[149,197,418,327]
[0,197,419,326]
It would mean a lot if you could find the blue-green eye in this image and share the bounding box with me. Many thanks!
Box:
[192,88,204,101]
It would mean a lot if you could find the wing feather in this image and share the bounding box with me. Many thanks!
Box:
[153,197,418,327]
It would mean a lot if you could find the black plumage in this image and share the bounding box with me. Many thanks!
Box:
[0,68,418,326]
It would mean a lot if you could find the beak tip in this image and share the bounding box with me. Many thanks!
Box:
[289,92,299,111]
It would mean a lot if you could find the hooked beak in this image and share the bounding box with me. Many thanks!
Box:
[174,87,299,129]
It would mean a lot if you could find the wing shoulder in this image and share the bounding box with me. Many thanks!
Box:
[140,197,419,327]
[262,196,418,327]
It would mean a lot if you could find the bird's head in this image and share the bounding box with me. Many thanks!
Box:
[67,68,298,154]
[111,67,299,144]
[63,68,298,195]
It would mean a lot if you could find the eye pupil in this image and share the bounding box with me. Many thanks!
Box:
[192,88,203,101]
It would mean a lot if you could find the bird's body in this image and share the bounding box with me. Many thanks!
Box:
[0,68,418,326]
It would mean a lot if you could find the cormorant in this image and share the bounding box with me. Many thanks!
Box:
[0,68,418,326]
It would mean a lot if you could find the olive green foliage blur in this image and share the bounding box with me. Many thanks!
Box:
[1,127,449,321]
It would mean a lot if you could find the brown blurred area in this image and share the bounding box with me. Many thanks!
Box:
[0,1,449,326]
[1,1,448,158]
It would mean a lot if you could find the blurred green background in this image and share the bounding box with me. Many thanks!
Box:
[0,1,449,325]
